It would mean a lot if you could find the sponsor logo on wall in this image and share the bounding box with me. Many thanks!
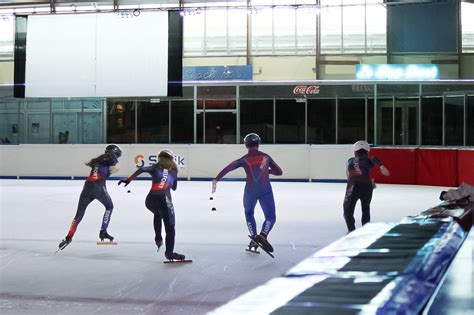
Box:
[134,154,186,168]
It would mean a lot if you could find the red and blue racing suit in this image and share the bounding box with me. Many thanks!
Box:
[215,147,283,237]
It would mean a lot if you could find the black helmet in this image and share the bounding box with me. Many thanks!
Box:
[105,144,122,158]
[244,133,261,147]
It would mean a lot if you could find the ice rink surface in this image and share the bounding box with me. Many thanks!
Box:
[0,179,445,314]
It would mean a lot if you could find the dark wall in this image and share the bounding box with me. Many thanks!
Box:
[388,0,458,53]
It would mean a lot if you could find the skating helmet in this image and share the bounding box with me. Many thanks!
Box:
[158,149,174,159]
[244,133,261,147]
[353,140,370,152]
[105,144,122,158]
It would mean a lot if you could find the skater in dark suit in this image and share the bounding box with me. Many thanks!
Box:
[58,144,122,250]
[119,149,185,261]
[343,140,390,233]
[212,133,283,253]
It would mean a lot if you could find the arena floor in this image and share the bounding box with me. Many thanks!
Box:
[0,180,447,314]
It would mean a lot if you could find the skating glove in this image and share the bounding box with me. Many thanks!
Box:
[118,178,131,187]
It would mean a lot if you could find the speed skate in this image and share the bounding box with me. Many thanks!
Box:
[163,259,193,264]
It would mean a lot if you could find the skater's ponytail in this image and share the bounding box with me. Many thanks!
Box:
[85,153,109,167]
[156,156,178,172]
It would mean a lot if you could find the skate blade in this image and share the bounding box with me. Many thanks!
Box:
[96,241,117,245]
[246,248,260,254]
[248,235,275,259]
[163,259,193,264]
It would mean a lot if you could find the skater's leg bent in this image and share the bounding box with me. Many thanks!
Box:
[159,195,176,255]
[360,184,374,226]
[343,182,358,232]
[243,191,258,236]
[146,194,164,246]
[96,191,114,231]
[258,192,276,236]
[67,194,92,238]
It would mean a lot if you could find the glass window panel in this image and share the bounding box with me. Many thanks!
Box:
[342,0,366,53]
[338,98,365,144]
[0,112,20,144]
[376,98,393,145]
[228,8,247,54]
[84,99,103,109]
[367,98,374,144]
[205,9,228,54]
[27,100,50,110]
[394,98,418,145]
[461,1,474,53]
[275,99,305,143]
[171,100,194,143]
[107,100,135,143]
[82,112,103,144]
[307,98,336,144]
[183,13,205,56]
[467,96,474,146]
[274,7,296,54]
[0,18,14,60]
[421,97,442,145]
[205,112,236,144]
[137,101,169,143]
[321,0,342,54]
[251,7,273,54]
[27,113,50,143]
[444,96,464,146]
[296,7,317,54]
[52,113,77,144]
[240,99,274,144]
[366,0,387,53]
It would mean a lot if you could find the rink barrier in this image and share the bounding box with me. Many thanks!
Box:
[1,144,472,186]
[209,202,471,315]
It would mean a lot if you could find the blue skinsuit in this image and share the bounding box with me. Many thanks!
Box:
[126,165,178,254]
[67,153,118,238]
[215,147,283,237]
[343,153,382,232]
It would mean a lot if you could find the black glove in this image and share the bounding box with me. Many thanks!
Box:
[118,179,131,187]
[439,191,447,201]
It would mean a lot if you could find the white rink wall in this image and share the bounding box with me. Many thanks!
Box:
[0,144,353,181]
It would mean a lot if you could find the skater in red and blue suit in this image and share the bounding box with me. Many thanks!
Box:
[343,141,390,233]
[119,149,185,261]
[212,133,283,253]
[58,144,122,250]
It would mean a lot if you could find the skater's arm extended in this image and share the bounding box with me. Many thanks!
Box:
[215,159,242,182]
[118,166,153,186]
[212,159,242,193]
[371,156,390,176]
[268,157,283,176]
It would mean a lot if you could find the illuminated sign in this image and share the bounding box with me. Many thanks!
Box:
[355,64,440,80]
[134,154,186,168]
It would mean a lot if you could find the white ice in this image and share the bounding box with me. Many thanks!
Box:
[0,180,445,314]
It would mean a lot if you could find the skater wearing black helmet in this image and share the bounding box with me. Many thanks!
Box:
[343,141,390,233]
[119,149,185,261]
[58,144,122,251]
[212,133,283,254]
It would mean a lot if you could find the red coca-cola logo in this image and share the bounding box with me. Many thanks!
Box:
[292,85,320,95]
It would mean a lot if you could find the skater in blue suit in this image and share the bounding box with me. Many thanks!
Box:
[58,144,122,251]
[343,141,390,233]
[212,133,283,252]
[119,149,185,261]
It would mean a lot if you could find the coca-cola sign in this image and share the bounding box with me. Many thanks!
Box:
[292,85,320,95]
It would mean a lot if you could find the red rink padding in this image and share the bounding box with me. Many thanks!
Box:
[369,148,417,184]
[457,150,474,186]
[416,149,458,187]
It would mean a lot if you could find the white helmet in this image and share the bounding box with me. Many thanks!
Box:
[353,140,370,152]
[158,149,174,159]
